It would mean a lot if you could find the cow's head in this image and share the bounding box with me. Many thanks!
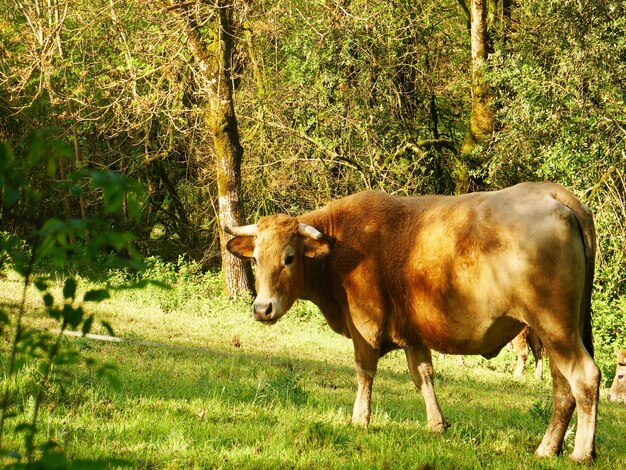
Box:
[224,215,332,322]
[608,349,626,404]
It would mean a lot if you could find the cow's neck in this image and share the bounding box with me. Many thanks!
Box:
[299,208,333,303]
[298,209,350,337]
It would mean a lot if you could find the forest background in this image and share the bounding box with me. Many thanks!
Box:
[1,0,625,382]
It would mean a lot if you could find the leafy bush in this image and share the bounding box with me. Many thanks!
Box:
[0,130,153,466]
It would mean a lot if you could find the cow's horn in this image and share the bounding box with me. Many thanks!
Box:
[298,223,324,240]
[223,224,258,236]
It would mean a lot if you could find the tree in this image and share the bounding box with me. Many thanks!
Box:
[163,0,252,296]
[0,130,147,466]
[460,0,495,154]
[456,0,503,192]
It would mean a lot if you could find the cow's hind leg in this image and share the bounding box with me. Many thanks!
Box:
[535,359,575,457]
[536,338,599,462]
[405,344,448,432]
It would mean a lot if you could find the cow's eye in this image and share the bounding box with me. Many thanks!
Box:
[253,257,258,266]
[284,254,295,266]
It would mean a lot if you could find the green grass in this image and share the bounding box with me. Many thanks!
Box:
[1,271,625,469]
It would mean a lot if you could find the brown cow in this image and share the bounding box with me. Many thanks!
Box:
[225,182,599,462]
[511,326,544,380]
[607,349,626,404]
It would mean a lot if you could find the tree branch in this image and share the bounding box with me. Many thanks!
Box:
[456,0,471,22]
[384,139,457,166]
[160,1,197,14]
[261,120,364,172]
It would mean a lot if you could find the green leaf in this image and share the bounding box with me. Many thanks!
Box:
[0,142,14,172]
[47,156,58,178]
[39,218,64,237]
[126,195,142,220]
[89,169,108,187]
[63,278,77,300]
[104,187,124,213]
[84,289,110,302]
[4,186,20,207]
[69,184,83,196]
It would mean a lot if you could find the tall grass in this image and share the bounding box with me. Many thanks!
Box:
[1,265,625,469]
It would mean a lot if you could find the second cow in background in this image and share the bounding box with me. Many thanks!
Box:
[511,326,544,380]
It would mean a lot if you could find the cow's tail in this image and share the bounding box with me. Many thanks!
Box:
[553,185,597,358]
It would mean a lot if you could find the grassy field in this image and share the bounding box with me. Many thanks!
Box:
[1,270,625,469]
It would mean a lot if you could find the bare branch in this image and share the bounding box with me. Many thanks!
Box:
[160,1,197,14]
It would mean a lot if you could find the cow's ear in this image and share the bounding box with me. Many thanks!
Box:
[227,236,255,259]
[304,236,333,259]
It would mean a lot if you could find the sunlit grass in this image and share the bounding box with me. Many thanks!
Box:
[1,271,625,468]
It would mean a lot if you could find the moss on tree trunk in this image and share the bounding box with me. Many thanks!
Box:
[458,0,496,193]
[210,2,253,297]
[165,0,252,297]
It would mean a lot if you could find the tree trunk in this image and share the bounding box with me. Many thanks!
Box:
[458,0,496,192]
[164,0,252,296]
[211,3,253,297]
[462,0,495,152]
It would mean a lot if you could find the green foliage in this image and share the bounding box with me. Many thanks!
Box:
[0,131,152,467]
[2,0,624,315]
[486,0,625,188]
[482,0,626,355]
[123,255,224,315]
[592,296,626,386]
[239,0,467,217]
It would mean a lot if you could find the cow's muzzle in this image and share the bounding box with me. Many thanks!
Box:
[252,298,280,323]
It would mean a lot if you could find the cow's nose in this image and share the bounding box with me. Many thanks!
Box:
[252,300,273,320]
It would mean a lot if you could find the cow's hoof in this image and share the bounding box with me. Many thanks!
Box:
[428,420,449,433]
[569,449,595,464]
[351,417,370,427]
[534,444,558,459]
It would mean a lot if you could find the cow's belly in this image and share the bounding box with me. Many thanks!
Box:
[399,258,530,355]
[397,297,525,355]
[433,315,524,356]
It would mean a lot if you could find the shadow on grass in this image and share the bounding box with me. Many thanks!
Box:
[68,335,548,423]
[37,332,626,468]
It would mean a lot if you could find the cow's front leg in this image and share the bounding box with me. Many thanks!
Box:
[405,344,448,432]
[351,338,380,426]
